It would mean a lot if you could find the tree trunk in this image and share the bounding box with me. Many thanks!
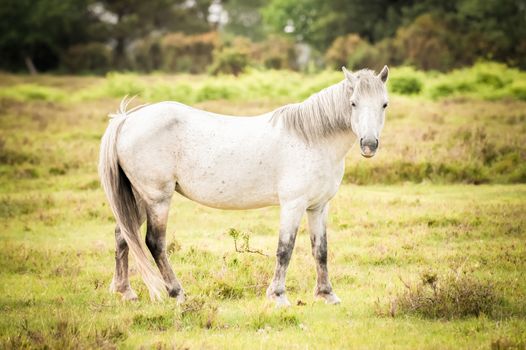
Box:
[24,56,38,75]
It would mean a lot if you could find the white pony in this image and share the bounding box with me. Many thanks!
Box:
[99,66,389,307]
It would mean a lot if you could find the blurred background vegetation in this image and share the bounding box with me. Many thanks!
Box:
[0,0,525,186]
[1,0,525,75]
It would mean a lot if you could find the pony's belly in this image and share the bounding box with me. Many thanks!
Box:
[174,180,279,210]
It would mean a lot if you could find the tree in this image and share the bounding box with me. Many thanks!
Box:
[0,0,216,72]
[92,0,215,68]
[0,0,95,73]
[396,0,526,68]
[262,0,415,50]
[222,0,267,41]
[262,0,526,69]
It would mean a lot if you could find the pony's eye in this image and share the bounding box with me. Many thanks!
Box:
[382,102,388,108]
[351,102,356,107]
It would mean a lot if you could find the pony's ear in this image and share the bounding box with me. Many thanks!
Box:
[342,66,357,86]
[378,65,389,83]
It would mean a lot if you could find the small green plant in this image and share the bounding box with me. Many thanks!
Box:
[228,228,267,256]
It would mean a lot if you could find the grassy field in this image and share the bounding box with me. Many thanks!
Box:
[0,70,525,349]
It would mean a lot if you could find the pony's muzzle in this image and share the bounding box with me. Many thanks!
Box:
[360,138,378,158]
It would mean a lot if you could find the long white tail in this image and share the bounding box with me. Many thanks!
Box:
[98,97,165,300]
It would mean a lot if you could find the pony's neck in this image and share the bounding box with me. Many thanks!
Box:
[325,130,358,163]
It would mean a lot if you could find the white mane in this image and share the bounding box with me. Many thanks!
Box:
[271,69,385,143]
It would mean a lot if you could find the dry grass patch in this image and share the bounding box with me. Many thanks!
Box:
[382,270,501,319]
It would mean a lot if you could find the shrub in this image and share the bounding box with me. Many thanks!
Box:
[325,34,368,69]
[385,271,500,319]
[254,35,297,70]
[129,35,163,72]
[509,81,526,100]
[62,43,112,74]
[393,14,457,71]
[160,32,218,73]
[476,71,506,88]
[345,160,493,185]
[425,62,521,99]
[390,75,423,95]
[347,42,387,71]
[209,48,250,76]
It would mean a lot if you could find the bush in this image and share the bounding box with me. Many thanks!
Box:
[129,35,163,72]
[62,43,112,74]
[325,34,367,69]
[325,34,393,71]
[160,32,218,73]
[390,75,423,95]
[509,81,526,100]
[254,35,297,70]
[425,62,523,99]
[385,271,500,319]
[345,160,494,185]
[347,44,378,71]
[392,14,457,71]
[209,47,250,76]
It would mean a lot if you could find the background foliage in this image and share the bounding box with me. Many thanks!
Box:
[1,0,525,74]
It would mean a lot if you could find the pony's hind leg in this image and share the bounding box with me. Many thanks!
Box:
[145,199,185,304]
[110,225,139,301]
[307,203,341,304]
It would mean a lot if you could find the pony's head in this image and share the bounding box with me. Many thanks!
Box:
[342,66,389,158]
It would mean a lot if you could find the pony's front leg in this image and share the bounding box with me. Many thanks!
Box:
[267,201,306,307]
[307,204,341,304]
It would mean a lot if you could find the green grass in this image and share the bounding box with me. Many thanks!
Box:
[1,80,524,186]
[2,62,526,104]
[0,69,525,348]
[0,183,525,349]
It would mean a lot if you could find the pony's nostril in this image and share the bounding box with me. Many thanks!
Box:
[361,138,378,154]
